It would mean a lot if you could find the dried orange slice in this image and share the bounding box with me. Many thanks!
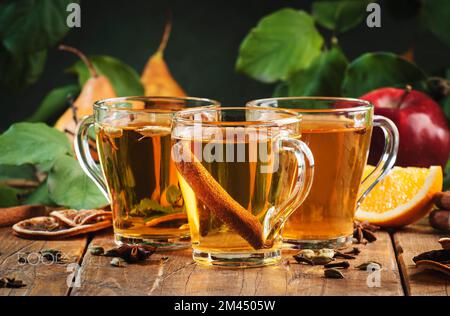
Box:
[356,165,443,227]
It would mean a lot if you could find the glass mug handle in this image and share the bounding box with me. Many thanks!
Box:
[74,115,109,200]
[264,137,314,239]
[357,115,399,206]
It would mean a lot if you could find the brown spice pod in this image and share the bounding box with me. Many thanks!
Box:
[433,191,450,210]
[415,260,450,276]
[429,209,450,232]
[173,143,264,249]
[412,249,450,263]
[439,238,450,250]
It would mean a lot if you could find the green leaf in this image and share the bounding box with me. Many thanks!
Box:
[166,185,182,205]
[67,55,144,96]
[341,52,427,97]
[0,47,47,91]
[0,122,72,166]
[130,198,181,219]
[0,164,36,181]
[443,157,450,190]
[27,84,80,123]
[277,46,348,97]
[422,0,450,47]
[23,180,55,206]
[0,184,20,207]
[441,69,450,121]
[273,82,289,97]
[312,0,372,33]
[36,160,57,173]
[48,156,107,209]
[0,0,78,54]
[236,8,323,83]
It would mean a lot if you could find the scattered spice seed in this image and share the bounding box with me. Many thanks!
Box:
[311,255,334,265]
[324,268,344,279]
[324,261,350,269]
[17,249,65,264]
[344,247,361,256]
[355,227,364,243]
[293,251,335,266]
[293,254,314,265]
[298,249,315,259]
[361,221,381,232]
[18,256,27,264]
[334,251,356,260]
[353,221,380,244]
[110,257,126,267]
[0,277,26,288]
[317,248,335,259]
[104,244,156,263]
[89,246,104,256]
[356,261,382,270]
[362,229,377,242]
[40,249,64,262]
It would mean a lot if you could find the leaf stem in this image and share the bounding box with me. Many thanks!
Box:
[59,45,98,78]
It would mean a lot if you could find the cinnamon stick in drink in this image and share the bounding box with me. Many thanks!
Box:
[173,143,264,249]
[198,201,211,237]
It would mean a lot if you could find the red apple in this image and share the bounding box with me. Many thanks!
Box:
[360,87,450,168]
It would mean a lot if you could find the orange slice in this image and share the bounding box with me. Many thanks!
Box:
[356,165,443,227]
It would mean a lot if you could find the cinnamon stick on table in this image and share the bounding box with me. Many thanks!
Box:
[173,143,264,249]
[0,205,49,227]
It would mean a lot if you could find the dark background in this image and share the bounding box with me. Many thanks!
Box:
[1,0,449,129]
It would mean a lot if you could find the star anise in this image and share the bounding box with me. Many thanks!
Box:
[353,221,380,244]
[0,277,26,288]
[103,244,156,263]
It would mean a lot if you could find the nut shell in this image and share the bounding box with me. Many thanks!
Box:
[429,209,450,232]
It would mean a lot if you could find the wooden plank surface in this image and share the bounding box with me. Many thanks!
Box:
[0,227,88,296]
[71,230,403,296]
[393,223,449,296]
[5,222,448,297]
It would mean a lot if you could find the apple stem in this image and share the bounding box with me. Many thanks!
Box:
[396,85,412,109]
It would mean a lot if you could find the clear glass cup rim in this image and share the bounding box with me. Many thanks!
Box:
[247,96,373,113]
[173,106,302,127]
[93,96,221,113]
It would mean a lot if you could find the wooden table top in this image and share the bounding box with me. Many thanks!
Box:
[0,221,448,296]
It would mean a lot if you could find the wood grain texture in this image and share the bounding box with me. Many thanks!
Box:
[393,222,450,296]
[71,230,403,296]
[0,227,88,296]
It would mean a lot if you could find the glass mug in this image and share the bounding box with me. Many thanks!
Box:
[75,96,220,249]
[248,97,399,249]
[171,107,315,266]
